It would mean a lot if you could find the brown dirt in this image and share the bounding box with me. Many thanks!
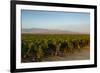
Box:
[43,46,90,62]
[22,46,90,62]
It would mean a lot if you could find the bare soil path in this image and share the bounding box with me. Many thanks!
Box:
[43,46,90,61]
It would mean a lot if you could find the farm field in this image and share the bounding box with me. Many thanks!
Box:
[21,34,90,63]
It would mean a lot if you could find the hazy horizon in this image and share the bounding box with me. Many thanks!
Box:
[21,10,90,34]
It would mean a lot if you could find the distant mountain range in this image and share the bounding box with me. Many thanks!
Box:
[22,28,88,34]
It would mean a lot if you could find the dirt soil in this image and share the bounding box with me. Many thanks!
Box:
[43,46,90,62]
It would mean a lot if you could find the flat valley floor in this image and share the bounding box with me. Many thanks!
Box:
[21,34,90,63]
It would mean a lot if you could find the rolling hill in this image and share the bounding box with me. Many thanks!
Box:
[22,28,88,34]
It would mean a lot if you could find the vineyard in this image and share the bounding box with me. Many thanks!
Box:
[21,34,90,62]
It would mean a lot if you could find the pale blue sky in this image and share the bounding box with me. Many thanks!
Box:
[21,10,90,33]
